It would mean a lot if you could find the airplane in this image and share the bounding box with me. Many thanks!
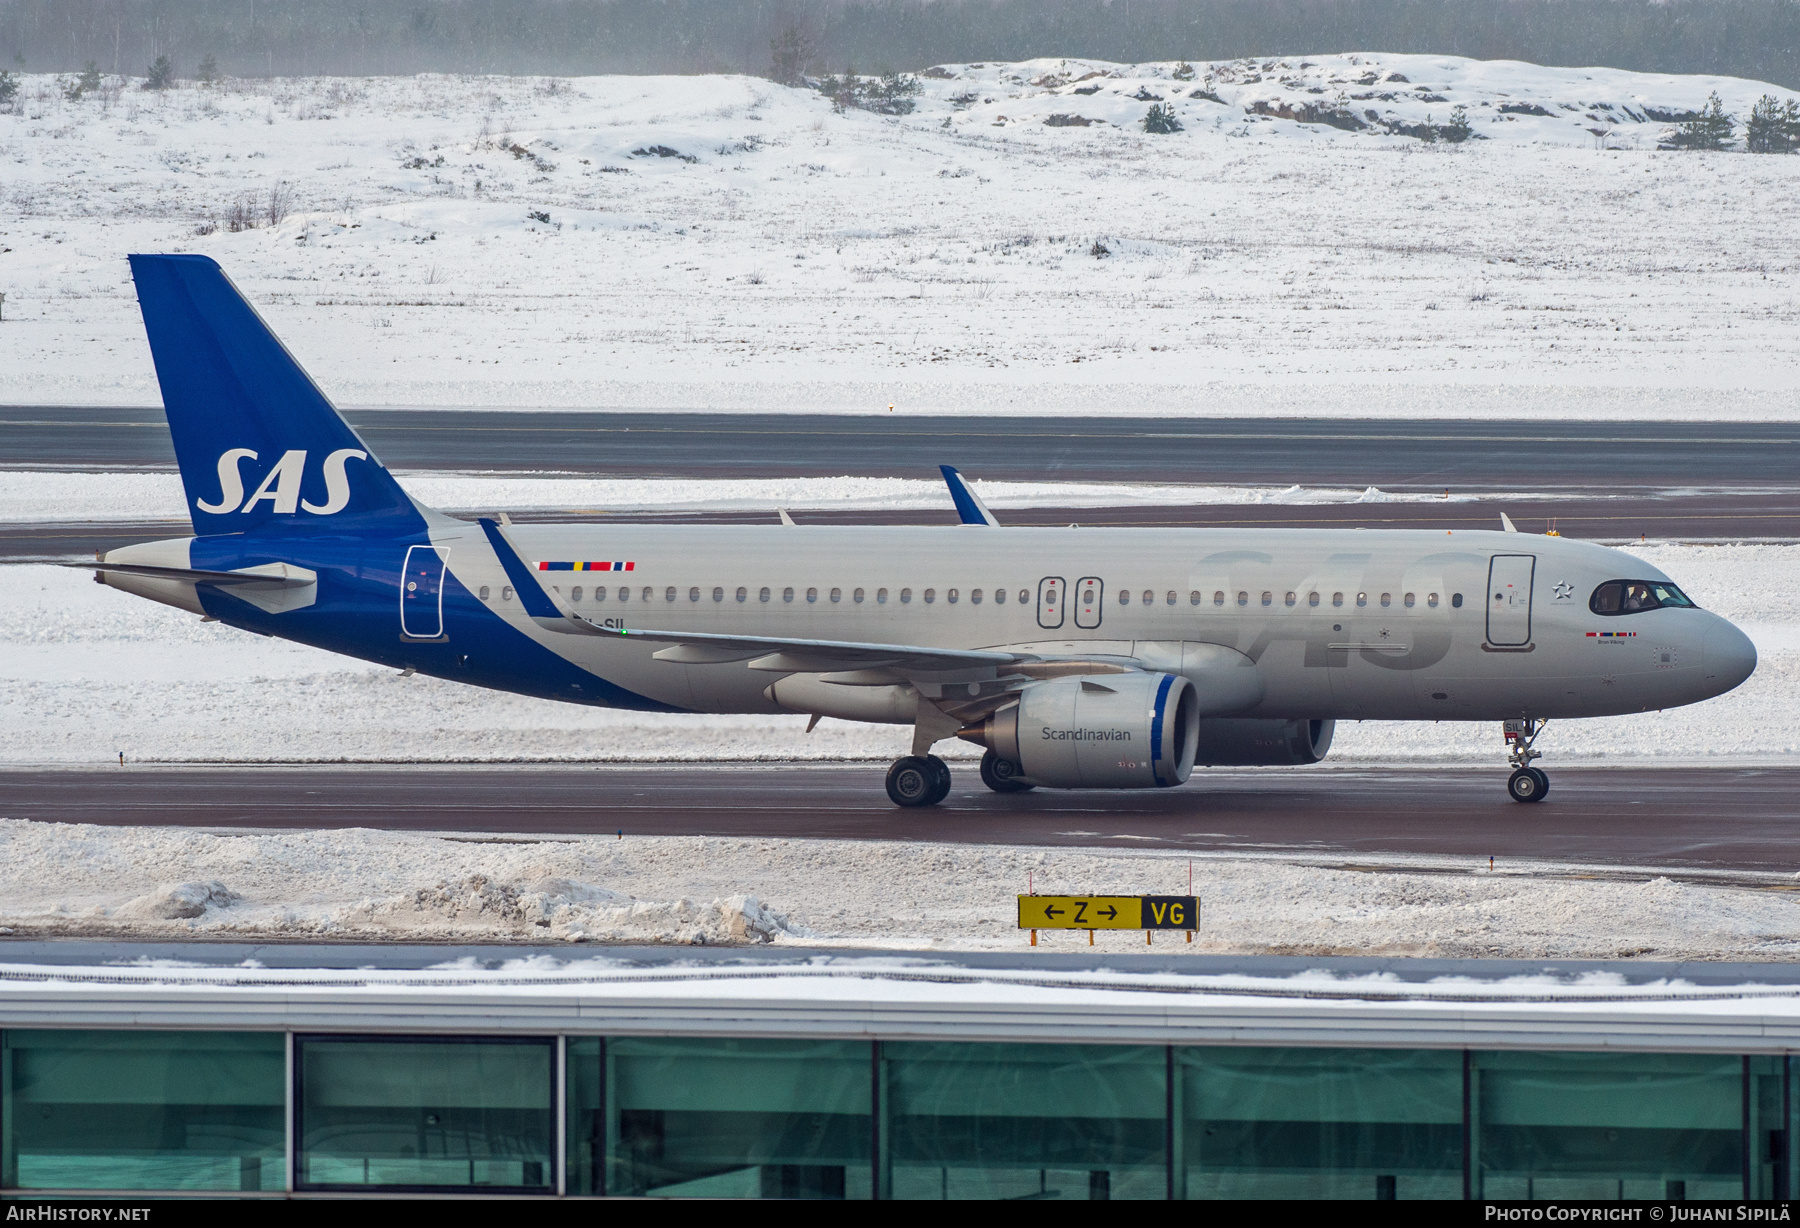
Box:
[85,254,1759,807]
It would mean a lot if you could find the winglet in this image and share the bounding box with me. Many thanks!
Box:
[940,466,1001,526]
[1500,512,1518,533]
[477,518,562,619]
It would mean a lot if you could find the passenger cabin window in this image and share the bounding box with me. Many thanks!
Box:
[666,586,678,602]
[689,587,700,602]
[1214,591,1225,607]
[1142,590,1153,605]
[1332,593,1344,607]
[595,587,607,602]
[1167,592,1178,606]
[479,586,490,601]
[924,589,936,604]
[994,588,1006,604]
[502,586,513,602]
[948,589,960,604]
[642,587,653,603]
[854,588,864,603]
[1308,592,1320,607]
[1018,589,1029,604]
[901,588,913,604]
[1190,591,1202,606]
[1285,592,1296,607]
[713,587,724,602]
[735,587,745,602]
[1590,580,1698,615]
[806,587,818,603]
[618,587,630,602]
[783,587,795,603]
[570,586,583,602]
[1380,593,1391,607]
[1404,592,1415,608]
[759,587,771,603]
[1261,592,1272,606]
[1236,591,1248,607]
[970,589,982,604]
[1427,593,1438,608]
[878,588,889,604]
[1356,593,1367,607]
[1451,593,1463,608]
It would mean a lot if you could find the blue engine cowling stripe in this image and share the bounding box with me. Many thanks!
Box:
[1150,672,1174,786]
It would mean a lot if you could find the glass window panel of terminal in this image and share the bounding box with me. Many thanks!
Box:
[1472,1051,1744,1200]
[295,1036,554,1192]
[0,1030,284,1192]
[1179,1046,1464,1199]
[881,1041,1166,1200]
[597,1037,871,1198]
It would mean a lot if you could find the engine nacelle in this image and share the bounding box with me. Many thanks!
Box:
[968,672,1199,789]
[1193,717,1335,766]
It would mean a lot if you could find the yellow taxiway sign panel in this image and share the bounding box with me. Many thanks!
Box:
[1017,895,1198,930]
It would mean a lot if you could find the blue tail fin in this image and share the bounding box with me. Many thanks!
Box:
[130,253,422,536]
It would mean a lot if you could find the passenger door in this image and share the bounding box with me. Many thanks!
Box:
[1074,576,1103,629]
[1037,577,1065,629]
[1486,554,1535,646]
[401,545,448,638]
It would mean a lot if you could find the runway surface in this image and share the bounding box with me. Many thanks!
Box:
[8,408,1800,487]
[7,763,1798,872]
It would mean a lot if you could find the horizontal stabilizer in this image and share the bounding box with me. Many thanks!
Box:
[68,561,317,587]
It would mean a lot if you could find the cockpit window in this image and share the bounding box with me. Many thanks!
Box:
[1589,580,1698,616]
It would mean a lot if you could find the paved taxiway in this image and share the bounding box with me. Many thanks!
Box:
[8,409,1800,487]
[5,764,1798,873]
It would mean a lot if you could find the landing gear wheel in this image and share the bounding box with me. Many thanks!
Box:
[1527,766,1550,800]
[1507,768,1548,804]
[980,750,1034,793]
[886,756,942,808]
[925,754,953,804]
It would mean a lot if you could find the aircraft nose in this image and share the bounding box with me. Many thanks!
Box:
[1702,618,1758,696]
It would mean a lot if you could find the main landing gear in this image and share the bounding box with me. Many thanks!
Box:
[886,754,952,807]
[1504,718,1550,804]
[979,749,1035,794]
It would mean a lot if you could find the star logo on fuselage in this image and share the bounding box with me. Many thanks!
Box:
[1552,581,1576,600]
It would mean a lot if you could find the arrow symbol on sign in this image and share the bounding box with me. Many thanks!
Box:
[1098,906,1117,920]
[1044,905,1064,918]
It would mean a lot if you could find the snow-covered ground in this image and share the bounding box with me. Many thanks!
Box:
[0,469,1485,524]
[2,818,1797,959]
[3,55,1799,416]
[2,540,1793,765]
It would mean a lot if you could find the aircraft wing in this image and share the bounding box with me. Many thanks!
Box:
[574,620,1023,675]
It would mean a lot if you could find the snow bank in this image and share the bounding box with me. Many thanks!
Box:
[0,818,1795,959]
[0,469,1474,524]
[1,57,1797,414]
[0,541,1794,765]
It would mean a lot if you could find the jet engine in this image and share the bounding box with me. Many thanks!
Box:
[1192,717,1335,766]
[962,672,1199,789]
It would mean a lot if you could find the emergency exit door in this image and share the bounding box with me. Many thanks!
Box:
[1486,554,1535,646]
[1037,577,1065,629]
[1074,577,1103,629]
[401,545,448,638]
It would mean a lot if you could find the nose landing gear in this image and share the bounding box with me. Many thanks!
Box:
[886,754,952,807]
[1504,718,1550,803]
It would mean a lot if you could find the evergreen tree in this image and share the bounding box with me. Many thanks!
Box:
[143,55,175,91]
[1142,101,1183,133]
[197,54,219,86]
[64,60,102,100]
[1440,104,1474,143]
[1667,91,1735,150]
[0,69,16,108]
[1745,94,1800,152]
[768,23,814,86]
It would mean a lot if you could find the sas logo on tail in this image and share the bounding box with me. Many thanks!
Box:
[197,448,369,515]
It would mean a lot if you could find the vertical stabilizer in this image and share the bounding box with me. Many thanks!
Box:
[129,253,421,536]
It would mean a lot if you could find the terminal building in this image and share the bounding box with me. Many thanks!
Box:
[2,945,1796,1200]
